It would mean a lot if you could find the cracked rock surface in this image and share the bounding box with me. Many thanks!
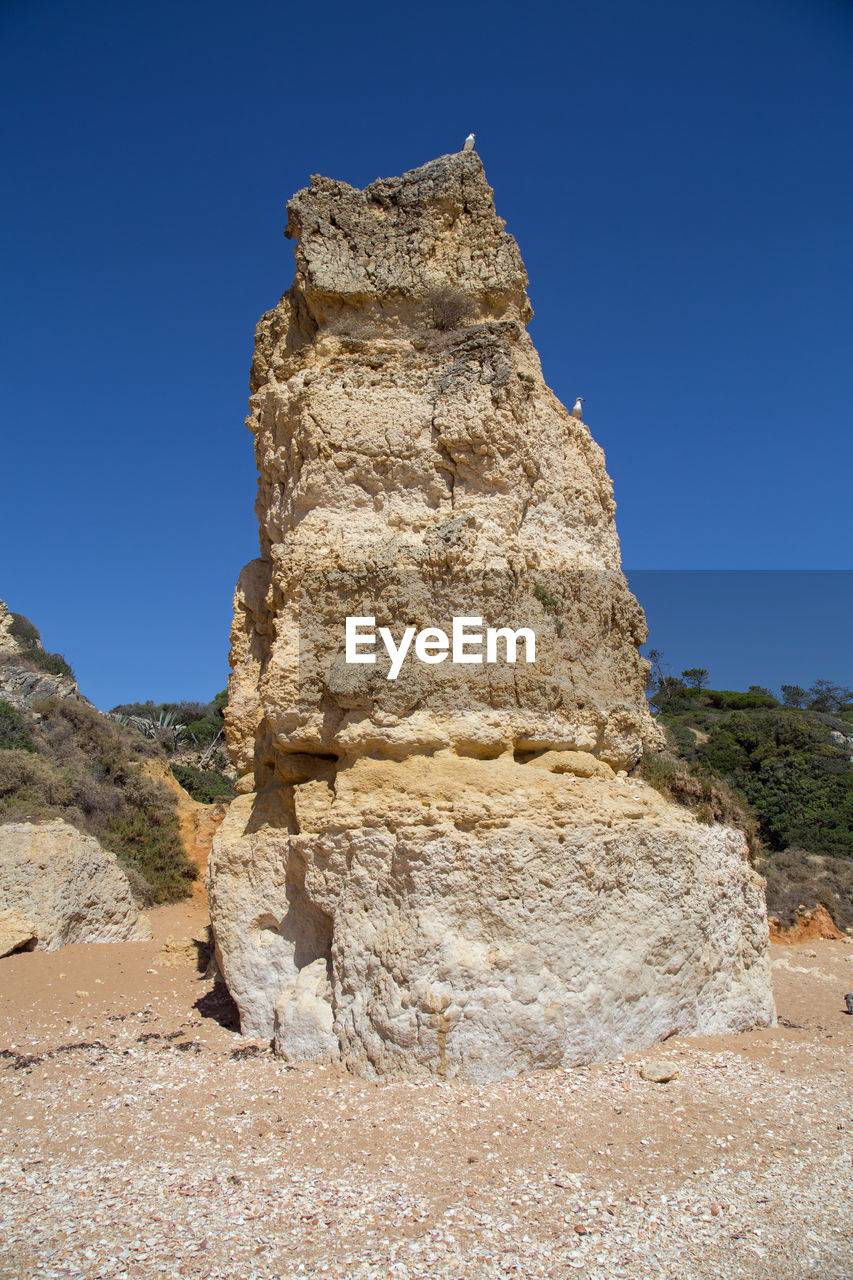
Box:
[207,152,774,1077]
[0,820,151,951]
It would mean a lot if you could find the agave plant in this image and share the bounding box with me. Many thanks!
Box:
[109,711,153,734]
[109,709,186,749]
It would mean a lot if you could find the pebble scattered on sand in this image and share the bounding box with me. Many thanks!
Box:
[0,906,851,1279]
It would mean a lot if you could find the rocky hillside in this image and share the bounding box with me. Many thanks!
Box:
[0,599,83,711]
[0,598,197,903]
[642,667,853,931]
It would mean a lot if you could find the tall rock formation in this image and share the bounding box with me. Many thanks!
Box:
[207,152,774,1079]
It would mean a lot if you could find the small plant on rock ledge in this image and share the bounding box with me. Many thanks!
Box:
[427,286,475,331]
[532,581,564,635]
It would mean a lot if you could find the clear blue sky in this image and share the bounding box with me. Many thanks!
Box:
[1,0,851,708]
[628,572,853,695]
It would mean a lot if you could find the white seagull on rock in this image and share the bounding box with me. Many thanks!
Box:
[462,133,476,152]
[572,397,585,419]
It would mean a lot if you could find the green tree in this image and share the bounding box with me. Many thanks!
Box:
[681,668,709,690]
[781,684,808,708]
[697,708,853,857]
[807,680,853,714]
[646,650,691,710]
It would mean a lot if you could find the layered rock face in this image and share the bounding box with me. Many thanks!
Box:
[208,152,774,1078]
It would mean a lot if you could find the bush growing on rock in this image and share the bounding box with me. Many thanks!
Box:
[427,286,475,331]
[8,613,41,645]
[7,612,75,680]
[26,650,75,679]
[636,740,757,840]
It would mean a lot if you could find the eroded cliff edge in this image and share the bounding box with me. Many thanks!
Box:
[207,151,774,1079]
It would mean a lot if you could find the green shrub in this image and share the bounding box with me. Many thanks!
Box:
[170,763,235,804]
[0,700,36,752]
[651,689,698,717]
[0,697,195,903]
[183,716,223,747]
[26,648,75,679]
[7,614,75,679]
[663,721,700,757]
[109,700,159,718]
[104,778,192,904]
[699,689,780,711]
[0,750,76,813]
[636,745,757,842]
[8,614,41,645]
[697,709,853,858]
[110,696,225,748]
[533,581,560,614]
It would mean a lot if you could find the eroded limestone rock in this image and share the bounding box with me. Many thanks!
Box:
[0,909,36,958]
[207,151,774,1078]
[273,957,336,1064]
[0,819,152,951]
[225,152,658,776]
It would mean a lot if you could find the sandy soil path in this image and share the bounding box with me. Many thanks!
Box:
[1,898,851,1279]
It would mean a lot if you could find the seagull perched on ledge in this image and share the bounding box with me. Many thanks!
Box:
[462,132,476,152]
[572,396,585,419]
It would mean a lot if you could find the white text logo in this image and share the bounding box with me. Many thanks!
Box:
[345,616,536,681]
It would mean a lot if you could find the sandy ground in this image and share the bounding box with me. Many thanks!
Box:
[1,896,852,1280]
